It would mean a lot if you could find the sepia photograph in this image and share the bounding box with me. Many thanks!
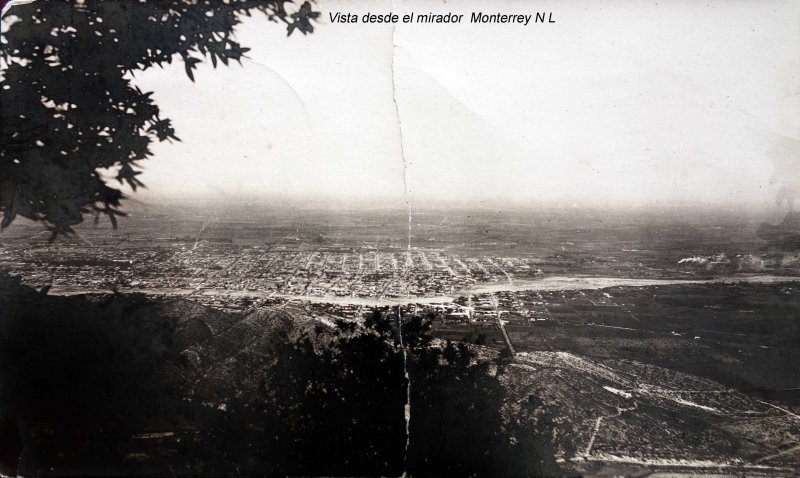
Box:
[1,0,799,476]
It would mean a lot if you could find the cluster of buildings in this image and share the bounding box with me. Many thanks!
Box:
[0,239,543,301]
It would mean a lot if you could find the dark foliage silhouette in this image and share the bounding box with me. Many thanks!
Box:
[407,330,562,476]
[256,319,408,475]
[256,309,562,476]
[0,0,319,238]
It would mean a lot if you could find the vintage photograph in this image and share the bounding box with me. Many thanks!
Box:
[1,0,799,476]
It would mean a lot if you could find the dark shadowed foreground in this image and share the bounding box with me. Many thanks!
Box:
[0,273,563,476]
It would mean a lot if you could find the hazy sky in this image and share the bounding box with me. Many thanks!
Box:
[132,0,800,210]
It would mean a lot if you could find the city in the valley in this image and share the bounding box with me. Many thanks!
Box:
[2,201,800,475]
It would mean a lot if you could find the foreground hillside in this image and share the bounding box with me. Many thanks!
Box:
[502,352,800,476]
[0,273,562,476]
[2,271,799,476]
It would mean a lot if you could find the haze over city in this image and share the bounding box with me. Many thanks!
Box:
[126,0,800,211]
